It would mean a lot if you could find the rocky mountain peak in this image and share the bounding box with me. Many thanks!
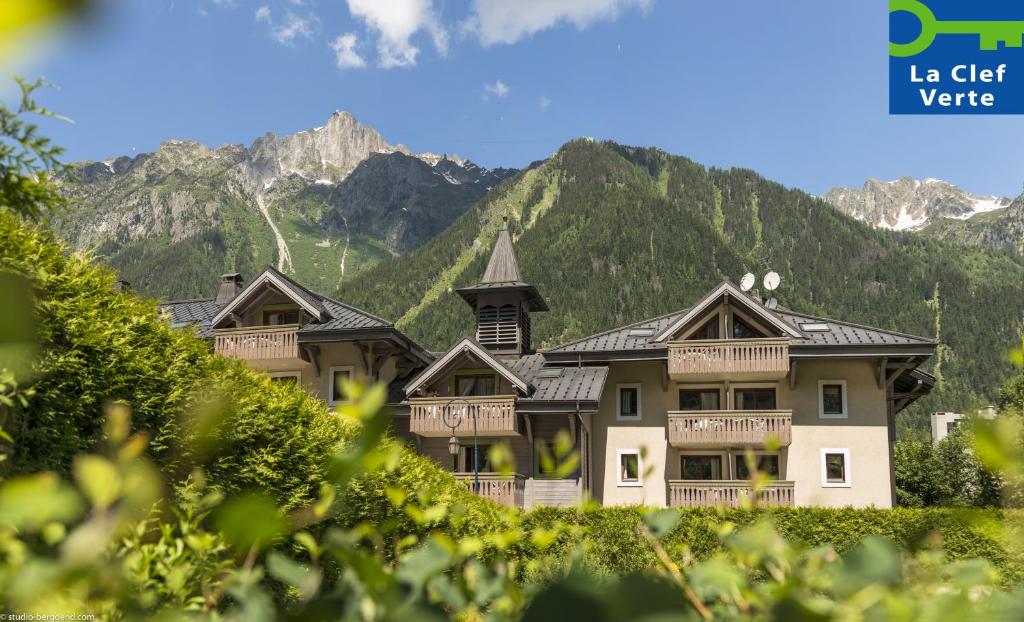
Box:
[825,177,1012,231]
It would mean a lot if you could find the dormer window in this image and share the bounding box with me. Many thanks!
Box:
[732,316,762,339]
[263,308,300,326]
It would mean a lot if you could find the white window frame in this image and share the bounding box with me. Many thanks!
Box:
[818,380,849,419]
[328,365,355,406]
[820,448,851,488]
[268,370,301,382]
[616,383,643,421]
[616,448,643,487]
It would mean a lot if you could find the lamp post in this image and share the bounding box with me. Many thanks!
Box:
[443,398,478,494]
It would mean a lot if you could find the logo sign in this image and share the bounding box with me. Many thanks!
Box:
[890,0,1024,114]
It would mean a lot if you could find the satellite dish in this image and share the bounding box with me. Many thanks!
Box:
[763,271,781,292]
[739,273,756,292]
[766,298,778,310]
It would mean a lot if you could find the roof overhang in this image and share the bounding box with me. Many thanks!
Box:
[654,281,803,342]
[296,327,433,365]
[456,282,549,312]
[404,337,532,396]
[211,269,325,327]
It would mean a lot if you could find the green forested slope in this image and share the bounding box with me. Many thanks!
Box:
[340,140,1024,432]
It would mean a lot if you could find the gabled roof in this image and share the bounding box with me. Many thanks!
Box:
[162,298,223,338]
[404,337,533,396]
[211,266,328,327]
[502,354,608,404]
[653,281,803,341]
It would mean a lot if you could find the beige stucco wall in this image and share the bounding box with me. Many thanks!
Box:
[591,357,892,508]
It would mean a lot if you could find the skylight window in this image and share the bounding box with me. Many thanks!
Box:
[535,368,564,379]
[628,328,655,337]
[800,322,831,332]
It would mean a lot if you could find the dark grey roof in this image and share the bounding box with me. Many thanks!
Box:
[500,354,609,404]
[263,265,327,318]
[481,224,522,283]
[161,298,222,338]
[546,304,936,356]
[298,297,392,332]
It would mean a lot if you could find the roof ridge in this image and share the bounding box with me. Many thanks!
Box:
[781,309,936,343]
[162,297,217,305]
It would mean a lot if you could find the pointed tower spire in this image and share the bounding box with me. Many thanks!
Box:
[481,215,522,284]
[456,215,548,354]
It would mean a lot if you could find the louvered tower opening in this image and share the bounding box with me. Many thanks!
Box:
[477,304,521,350]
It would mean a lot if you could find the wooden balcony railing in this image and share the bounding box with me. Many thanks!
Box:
[668,410,792,447]
[668,338,789,379]
[409,396,519,437]
[214,325,300,361]
[454,472,526,507]
[668,480,795,508]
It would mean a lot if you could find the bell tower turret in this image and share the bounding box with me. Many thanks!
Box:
[456,217,548,354]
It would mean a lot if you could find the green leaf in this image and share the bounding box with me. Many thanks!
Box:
[213,494,286,553]
[72,455,122,510]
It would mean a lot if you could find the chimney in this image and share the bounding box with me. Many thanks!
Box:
[216,273,244,304]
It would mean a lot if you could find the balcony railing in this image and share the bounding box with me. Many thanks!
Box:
[214,325,300,361]
[668,480,795,508]
[454,472,526,507]
[668,410,792,447]
[409,396,519,437]
[668,338,789,379]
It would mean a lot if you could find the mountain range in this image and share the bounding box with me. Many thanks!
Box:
[53,111,514,298]
[50,119,1024,434]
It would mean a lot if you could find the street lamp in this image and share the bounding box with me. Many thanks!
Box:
[442,398,479,494]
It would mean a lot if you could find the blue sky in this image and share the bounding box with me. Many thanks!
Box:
[10,0,1024,197]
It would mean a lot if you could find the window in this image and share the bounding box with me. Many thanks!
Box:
[461,444,494,473]
[681,455,722,480]
[689,316,720,340]
[679,388,721,411]
[732,316,762,339]
[616,384,642,420]
[617,449,642,487]
[329,366,354,405]
[821,448,851,487]
[269,371,300,384]
[818,380,848,419]
[263,308,300,325]
[734,388,776,410]
[946,420,960,434]
[735,454,781,480]
[455,374,497,397]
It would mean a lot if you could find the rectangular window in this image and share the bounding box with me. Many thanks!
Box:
[821,448,851,487]
[329,366,354,405]
[461,444,493,473]
[734,454,781,480]
[455,374,497,397]
[269,371,300,384]
[818,380,848,419]
[679,388,721,411]
[680,455,722,480]
[617,384,642,420]
[263,309,300,325]
[734,388,776,410]
[617,449,641,487]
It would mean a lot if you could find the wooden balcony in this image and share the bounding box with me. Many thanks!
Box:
[668,480,795,508]
[214,325,300,361]
[409,396,519,437]
[668,410,792,447]
[454,472,526,507]
[668,338,789,381]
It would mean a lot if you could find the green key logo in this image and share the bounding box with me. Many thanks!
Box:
[890,0,1024,57]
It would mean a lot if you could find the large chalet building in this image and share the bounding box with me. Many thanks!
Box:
[162,219,936,509]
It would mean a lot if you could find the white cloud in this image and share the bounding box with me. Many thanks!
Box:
[255,6,270,23]
[331,33,367,68]
[484,79,509,99]
[273,12,315,44]
[463,0,652,46]
[346,0,448,68]
[211,0,238,7]
[538,95,551,110]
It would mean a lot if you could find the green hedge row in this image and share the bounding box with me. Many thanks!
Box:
[518,506,1024,583]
